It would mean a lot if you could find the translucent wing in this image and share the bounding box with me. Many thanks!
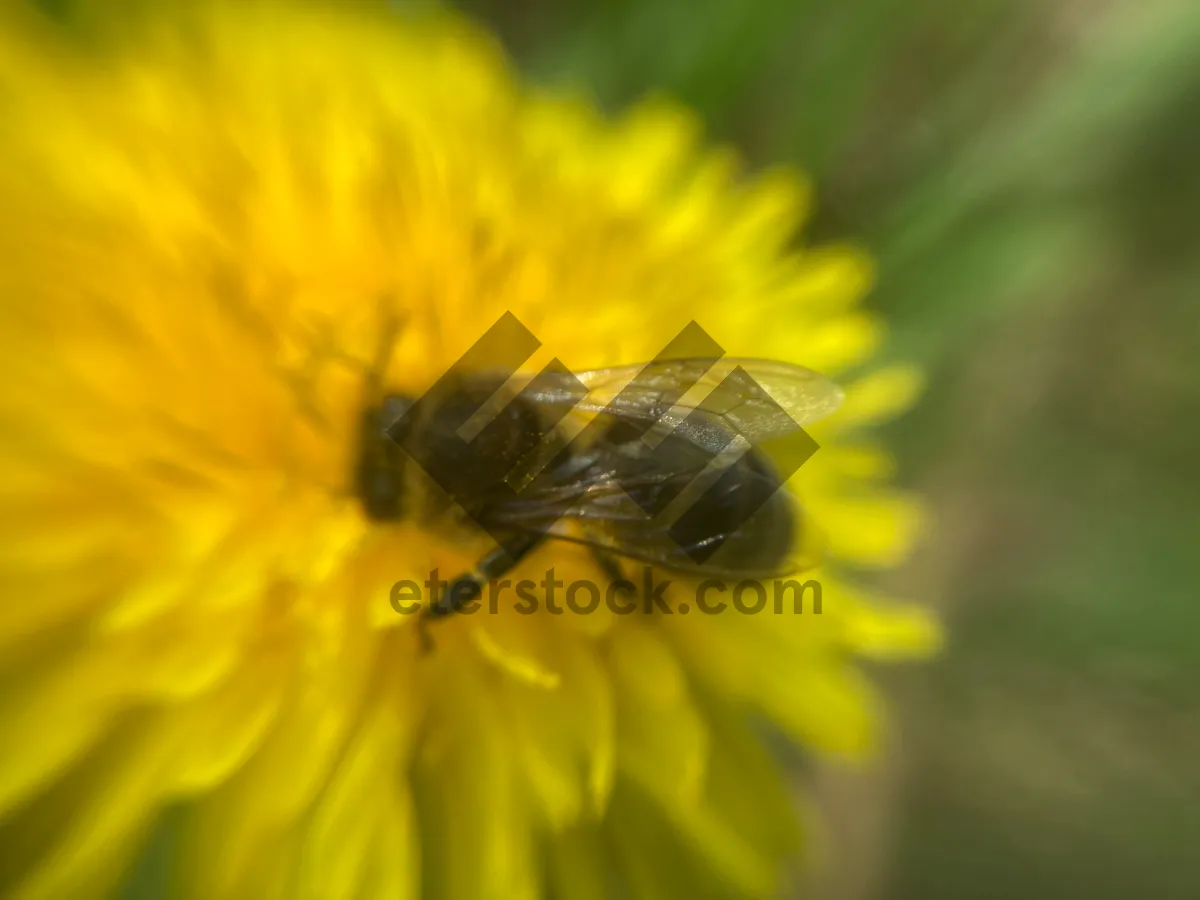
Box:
[518,357,843,448]
[456,356,839,578]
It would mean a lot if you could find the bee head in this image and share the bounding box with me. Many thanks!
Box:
[355,393,416,522]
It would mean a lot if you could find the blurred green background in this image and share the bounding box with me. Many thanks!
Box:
[455,1,1200,898]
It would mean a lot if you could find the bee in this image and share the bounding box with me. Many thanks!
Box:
[354,325,842,648]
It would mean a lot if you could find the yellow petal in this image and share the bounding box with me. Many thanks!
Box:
[834,365,925,427]
[612,626,708,808]
[164,654,289,797]
[4,714,179,900]
[815,489,926,567]
[414,657,540,900]
[842,600,945,660]
[547,825,611,900]
[297,694,412,900]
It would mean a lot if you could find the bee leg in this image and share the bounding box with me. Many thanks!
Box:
[416,616,436,656]
[420,533,545,646]
[591,549,636,595]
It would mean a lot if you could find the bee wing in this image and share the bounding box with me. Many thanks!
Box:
[484,463,824,579]
[519,358,843,448]
[467,357,839,578]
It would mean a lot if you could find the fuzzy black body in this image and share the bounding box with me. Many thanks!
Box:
[354,372,799,583]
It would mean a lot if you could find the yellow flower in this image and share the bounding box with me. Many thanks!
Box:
[0,2,939,899]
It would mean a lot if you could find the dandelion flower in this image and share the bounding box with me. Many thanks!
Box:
[0,2,940,899]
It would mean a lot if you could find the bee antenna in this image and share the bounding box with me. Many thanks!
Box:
[365,299,408,400]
